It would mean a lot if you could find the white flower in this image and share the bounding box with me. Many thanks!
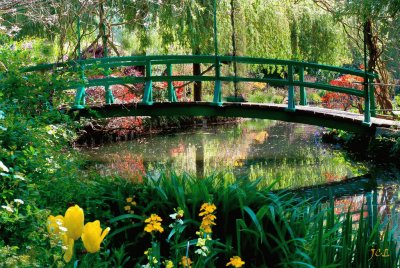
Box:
[14,199,24,204]
[10,25,21,33]
[0,161,9,173]
[169,212,178,219]
[13,174,25,181]
[177,219,184,225]
[195,248,208,256]
[201,246,209,252]
[2,205,13,212]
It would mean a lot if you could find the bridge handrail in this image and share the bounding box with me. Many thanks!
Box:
[20,54,376,125]
[22,55,376,78]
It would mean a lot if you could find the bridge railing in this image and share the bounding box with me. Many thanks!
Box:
[22,55,376,124]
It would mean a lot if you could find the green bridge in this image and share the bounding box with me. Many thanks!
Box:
[23,55,399,134]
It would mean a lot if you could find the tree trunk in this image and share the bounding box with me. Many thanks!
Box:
[364,19,393,112]
[193,48,202,101]
[99,2,106,57]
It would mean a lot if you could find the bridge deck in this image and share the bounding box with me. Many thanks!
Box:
[70,102,400,134]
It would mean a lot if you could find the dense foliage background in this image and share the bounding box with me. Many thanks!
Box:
[1,0,400,267]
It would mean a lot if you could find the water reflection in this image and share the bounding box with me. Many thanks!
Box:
[83,119,368,189]
[331,180,400,249]
[83,119,400,242]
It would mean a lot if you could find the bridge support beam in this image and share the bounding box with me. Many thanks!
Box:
[212,57,222,106]
[167,63,177,102]
[299,66,307,105]
[286,65,295,112]
[363,75,372,126]
[73,86,86,109]
[71,102,385,134]
[369,77,376,117]
[142,60,153,105]
[73,62,86,109]
[105,85,114,105]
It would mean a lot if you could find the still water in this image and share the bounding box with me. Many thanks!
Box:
[83,119,370,188]
[83,119,400,243]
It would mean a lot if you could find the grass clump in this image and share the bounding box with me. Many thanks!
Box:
[34,172,398,267]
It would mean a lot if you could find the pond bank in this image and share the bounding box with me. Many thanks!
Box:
[75,116,241,147]
[322,128,400,166]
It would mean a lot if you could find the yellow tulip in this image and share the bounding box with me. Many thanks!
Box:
[61,233,74,263]
[81,220,110,253]
[64,205,84,240]
[226,256,245,267]
[47,215,65,235]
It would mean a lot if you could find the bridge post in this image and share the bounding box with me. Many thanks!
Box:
[73,64,86,109]
[363,75,371,125]
[286,64,295,112]
[167,63,177,102]
[369,76,376,117]
[105,78,115,105]
[142,60,153,105]
[213,56,222,105]
[73,16,86,109]
[299,66,307,105]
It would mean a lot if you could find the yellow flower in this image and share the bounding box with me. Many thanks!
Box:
[226,256,245,267]
[124,205,131,211]
[61,233,74,263]
[47,215,65,235]
[199,212,216,234]
[165,260,174,268]
[199,203,216,216]
[64,205,84,240]
[180,256,192,268]
[145,214,162,223]
[126,197,133,203]
[144,214,164,233]
[81,220,110,253]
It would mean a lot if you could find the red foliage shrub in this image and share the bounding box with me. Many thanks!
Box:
[322,74,364,111]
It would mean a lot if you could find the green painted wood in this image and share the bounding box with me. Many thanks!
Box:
[22,54,378,124]
[142,60,153,105]
[73,86,86,109]
[287,64,295,111]
[293,81,364,97]
[167,63,177,102]
[213,56,222,105]
[363,74,371,125]
[69,102,377,134]
[23,55,375,78]
[369,77,376,117]
[299,66,307,105]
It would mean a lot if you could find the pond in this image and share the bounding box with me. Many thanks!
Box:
[83,119,400,243]
[83,119,369,189]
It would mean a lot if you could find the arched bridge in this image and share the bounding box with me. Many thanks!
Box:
[23,55,399,134]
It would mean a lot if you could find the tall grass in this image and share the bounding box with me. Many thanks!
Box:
[88,172,399,267]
